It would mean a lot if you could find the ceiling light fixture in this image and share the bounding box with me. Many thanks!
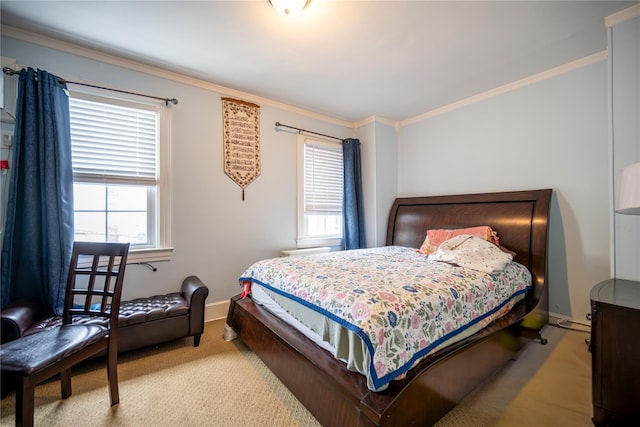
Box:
[269,0,310,16]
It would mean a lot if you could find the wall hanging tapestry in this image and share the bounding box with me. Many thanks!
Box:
[222,97,261,200]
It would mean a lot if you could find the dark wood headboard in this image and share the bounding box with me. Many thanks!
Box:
[386,189,552,316]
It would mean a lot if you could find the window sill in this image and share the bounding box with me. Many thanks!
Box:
[127,247,174,264]
[296,237,342,249]
[76,247,173,269]
[281,247,331,256]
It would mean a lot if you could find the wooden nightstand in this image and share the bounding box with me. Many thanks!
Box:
[590,278,640,426]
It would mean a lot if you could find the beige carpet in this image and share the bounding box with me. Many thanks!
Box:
[1,320,591,427]
[435,323,592,427]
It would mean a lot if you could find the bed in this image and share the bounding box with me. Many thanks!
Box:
[225,189,552,426]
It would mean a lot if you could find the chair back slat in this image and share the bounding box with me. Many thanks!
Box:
[63,242,130,327]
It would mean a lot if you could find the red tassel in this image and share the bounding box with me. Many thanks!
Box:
[242,189,245,201]
[241,281,251,299]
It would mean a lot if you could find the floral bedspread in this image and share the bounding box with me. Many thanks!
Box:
[239,246,532,390]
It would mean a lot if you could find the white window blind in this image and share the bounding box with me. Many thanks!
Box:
[304,142,343,214]
[69,97,158,184]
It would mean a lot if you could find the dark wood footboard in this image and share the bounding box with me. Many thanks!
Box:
[227,294,375,426]
[227,293,535,426]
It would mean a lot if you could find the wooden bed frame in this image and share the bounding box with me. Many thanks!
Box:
[225,189,552,426]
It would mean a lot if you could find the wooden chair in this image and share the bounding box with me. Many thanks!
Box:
[0,242,129,427]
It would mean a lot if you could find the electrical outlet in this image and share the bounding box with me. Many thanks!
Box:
[1,131,13,148]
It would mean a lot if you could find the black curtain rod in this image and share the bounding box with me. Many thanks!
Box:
[2,66,178,106]
[275,121,344,142]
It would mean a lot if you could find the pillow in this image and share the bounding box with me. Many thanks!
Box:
[497,244,516,258]
[418,225,499,255]
[428,234,513,273]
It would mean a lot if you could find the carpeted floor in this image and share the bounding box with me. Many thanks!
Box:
[434,323,592,427]
[0,320,592,427]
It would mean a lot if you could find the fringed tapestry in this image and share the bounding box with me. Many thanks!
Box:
[222,97,260,200]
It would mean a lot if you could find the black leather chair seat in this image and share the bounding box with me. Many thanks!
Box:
[1,325,108,375]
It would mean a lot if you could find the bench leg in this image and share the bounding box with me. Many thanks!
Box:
[193,334,201,347]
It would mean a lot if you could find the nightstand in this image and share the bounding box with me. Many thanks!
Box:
[590,278,640,426]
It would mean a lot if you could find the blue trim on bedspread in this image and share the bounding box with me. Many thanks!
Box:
[239,246,531,390]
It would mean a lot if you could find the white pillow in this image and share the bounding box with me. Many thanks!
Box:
[428,234,513,274]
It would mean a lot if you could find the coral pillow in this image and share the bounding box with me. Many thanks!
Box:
[418,225,499,255]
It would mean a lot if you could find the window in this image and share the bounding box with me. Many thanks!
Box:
[69,90,172,263]
[297,134,343,248]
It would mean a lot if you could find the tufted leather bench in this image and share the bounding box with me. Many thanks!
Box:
[1,275,209,353]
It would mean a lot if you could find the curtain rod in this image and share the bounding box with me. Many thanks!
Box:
[275,121,344,142]
[2,66,178,106]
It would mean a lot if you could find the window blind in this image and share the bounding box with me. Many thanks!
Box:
[70,97,158,184]
[304,142,343,214]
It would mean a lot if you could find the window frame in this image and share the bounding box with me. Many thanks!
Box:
[296,134,343,248]
[68,88,173,263]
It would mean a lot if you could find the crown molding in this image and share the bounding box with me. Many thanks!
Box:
[1,25,353,129]
[355,115,397,129]
[400,50,607,127]
[605,3,640,28]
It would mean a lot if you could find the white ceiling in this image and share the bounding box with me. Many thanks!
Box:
[1,1,636,123]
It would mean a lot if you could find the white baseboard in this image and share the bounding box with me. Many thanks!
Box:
[548,311,591,330]
[205,299,231,322]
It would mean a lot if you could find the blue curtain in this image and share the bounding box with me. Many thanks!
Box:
[1,68,74,315]
[342,138,365,250]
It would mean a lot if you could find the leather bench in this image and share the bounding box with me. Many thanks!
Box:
[1,275,209,353]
